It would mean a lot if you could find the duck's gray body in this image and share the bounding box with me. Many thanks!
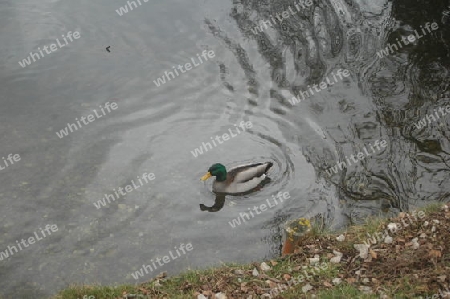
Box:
[213,162,273,194]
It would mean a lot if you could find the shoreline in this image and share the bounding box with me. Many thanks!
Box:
[52,201,450,299]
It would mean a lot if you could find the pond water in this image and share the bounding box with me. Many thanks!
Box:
[0,0,449,297]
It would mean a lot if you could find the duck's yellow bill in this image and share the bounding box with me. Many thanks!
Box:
[201,172,212,181]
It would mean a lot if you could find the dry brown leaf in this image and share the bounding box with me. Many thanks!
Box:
[138,287,149,294]
[270,260,278,266]
[283,274,291,281]
[429,249,442,258]
[323,281,333,287]
[202,290,213,297]
[255,286,265,294]
[267,280,278,288]
[241,282,250,292]
[370,249,377,259]
[346,277,357,284]
[201,284,210,291]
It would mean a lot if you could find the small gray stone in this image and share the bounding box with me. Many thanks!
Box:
[252,268,259,277]
[260,262,271,271]
[332,278,342,285]
[336,234,345,241]
[215,293,227,299]
[354,244,370,259]
[302,283,313,293]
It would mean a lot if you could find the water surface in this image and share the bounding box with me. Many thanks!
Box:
[0,0,449,297]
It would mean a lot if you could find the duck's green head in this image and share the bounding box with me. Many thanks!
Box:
[201,163,227,182]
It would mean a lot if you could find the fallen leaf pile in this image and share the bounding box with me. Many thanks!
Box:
[120,203,450,299]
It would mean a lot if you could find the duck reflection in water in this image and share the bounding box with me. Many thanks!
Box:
[200,194,226,212]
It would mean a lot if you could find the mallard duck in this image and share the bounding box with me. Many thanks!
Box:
[200,162,273,194]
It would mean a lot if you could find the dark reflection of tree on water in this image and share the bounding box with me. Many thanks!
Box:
[376,0,450,204]
[204,0,449,254]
